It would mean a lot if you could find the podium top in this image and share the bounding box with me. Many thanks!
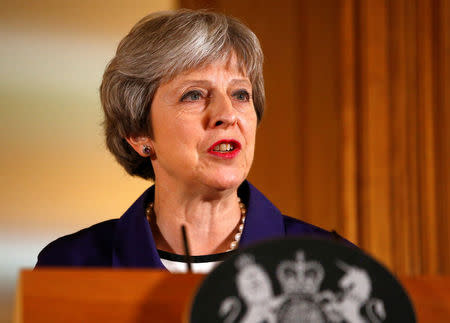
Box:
[15,269,204,323]
[14,269,450,323]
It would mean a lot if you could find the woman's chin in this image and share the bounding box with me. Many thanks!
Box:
[201,172,245,192]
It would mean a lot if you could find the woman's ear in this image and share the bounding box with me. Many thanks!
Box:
[126,136,154,157]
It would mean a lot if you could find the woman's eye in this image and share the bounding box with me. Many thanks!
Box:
[181,90,203,102]
[233,90,250,102]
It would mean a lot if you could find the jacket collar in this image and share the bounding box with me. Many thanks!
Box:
[112,181,285,268]
[237,181,286,247]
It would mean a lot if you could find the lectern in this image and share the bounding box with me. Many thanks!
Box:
[14,269,204,323]
[14,269,450,322]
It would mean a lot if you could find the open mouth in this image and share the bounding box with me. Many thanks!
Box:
[208,140,241,157]
[213,142,236,152]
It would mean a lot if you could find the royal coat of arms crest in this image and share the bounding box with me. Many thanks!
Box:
[219,252,386,323]
[189,238,416,323]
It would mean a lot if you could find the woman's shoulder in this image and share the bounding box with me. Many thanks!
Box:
[282,215,331,235]
[35,219,118,267]
[282,215,356,247]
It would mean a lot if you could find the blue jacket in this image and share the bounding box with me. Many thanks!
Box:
[36,181,347,268]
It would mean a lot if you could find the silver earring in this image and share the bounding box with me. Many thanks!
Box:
[142,145,152,155]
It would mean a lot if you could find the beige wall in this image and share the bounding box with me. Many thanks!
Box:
[0,1,176,322]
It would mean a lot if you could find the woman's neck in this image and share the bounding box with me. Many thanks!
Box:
[151,181,242,255]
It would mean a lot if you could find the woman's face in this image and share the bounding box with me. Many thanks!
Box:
[149,55,257,192]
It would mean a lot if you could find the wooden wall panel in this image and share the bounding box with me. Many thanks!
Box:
[388,0,422,275]
[339,0,359,247]
[404,0,423,275]
[180,0,450,274]
[389,0,412,274]
[356,0,394,268]
[436,0,450,274]
[297,0,343,234]
[415,0,437,275]
[346,0,449,274]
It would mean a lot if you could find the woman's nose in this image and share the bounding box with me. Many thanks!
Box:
[207,93,237,128]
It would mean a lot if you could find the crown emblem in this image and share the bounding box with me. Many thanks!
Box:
[218,249,387,323]
[276,251,324,294]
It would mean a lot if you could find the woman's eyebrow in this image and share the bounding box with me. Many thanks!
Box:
[174,78,251,88]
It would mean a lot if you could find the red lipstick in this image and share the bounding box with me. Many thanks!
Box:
[207,139,241,159]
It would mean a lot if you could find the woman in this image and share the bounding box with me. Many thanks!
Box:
[36,9,348,272]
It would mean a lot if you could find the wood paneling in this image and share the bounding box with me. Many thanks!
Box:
[389,0,414,274]
[357,0,393,268]
[437,0,450,274]
[339,0,359,247]
[400,276,450,322]
[180,0,450,275]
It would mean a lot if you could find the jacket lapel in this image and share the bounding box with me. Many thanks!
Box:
[238,182,286,248]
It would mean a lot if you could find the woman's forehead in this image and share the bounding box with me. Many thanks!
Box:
[162,51,249,85]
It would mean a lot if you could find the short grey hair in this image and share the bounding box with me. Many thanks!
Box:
[100,9,265,180]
